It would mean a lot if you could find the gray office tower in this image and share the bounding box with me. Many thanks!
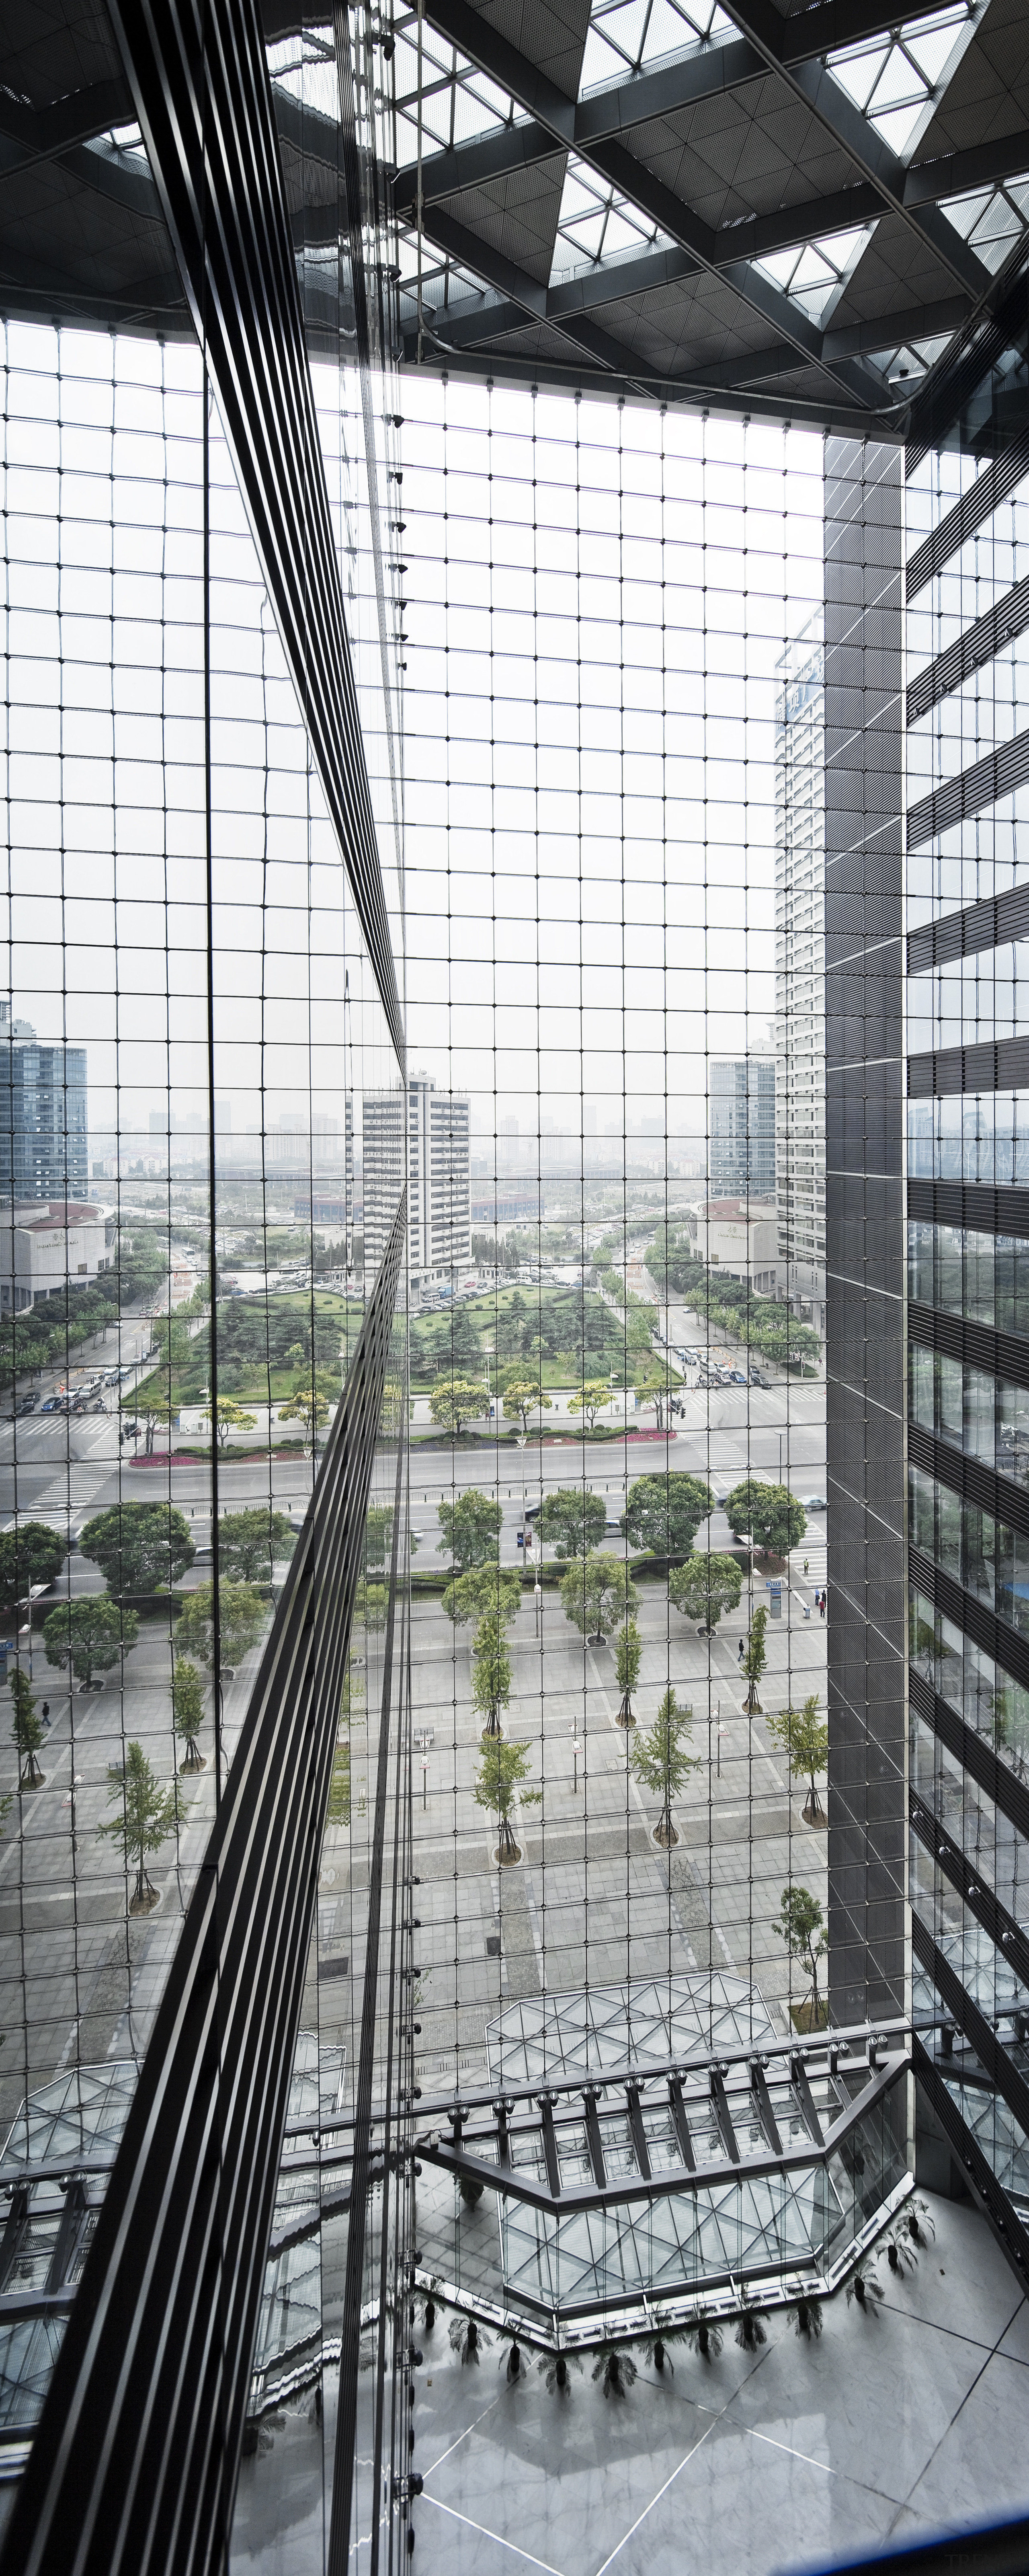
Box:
[0,1002,87,1202]
[709,1055,776,1195]
[827,296,1029,2287]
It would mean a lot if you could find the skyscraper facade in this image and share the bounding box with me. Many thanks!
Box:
[709,1056,776,1196]
[776,621,826,1336]
[363,1074,470,1302]
[0,1002,88,1203]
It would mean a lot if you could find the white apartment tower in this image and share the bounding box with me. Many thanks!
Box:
[775,615,826,1335]
[362,1074,471,1302]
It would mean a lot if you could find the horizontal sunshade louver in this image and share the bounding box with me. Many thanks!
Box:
[907,725,1029,851]
[907,571,1029,729]
[908,878,1029,973]
[906,430,1029,603]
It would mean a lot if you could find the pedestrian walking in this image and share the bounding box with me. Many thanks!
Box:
[803,1557,809,1576]
[41,1700,50,1729]
[818,1590,826,1620]
[737,1637,744,1662]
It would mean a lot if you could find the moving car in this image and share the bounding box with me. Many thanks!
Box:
[802,1494,827,1511]
[749,1368,771,1389]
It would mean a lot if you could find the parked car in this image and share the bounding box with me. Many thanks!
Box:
[16,1393,38,1415]
[749,1368,771,1389]
[39,1397,61,1413]
[802,1494,827,1512]
[726,1369,748,1385]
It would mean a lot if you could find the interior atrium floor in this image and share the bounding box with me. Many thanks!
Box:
[408,2193,1029,2576]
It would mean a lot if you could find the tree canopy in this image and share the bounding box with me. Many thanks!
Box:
[724,1479,806,1559]
[355,1580,389,1634]
[10,1669,44,1785]
[615,1618,641,1728]
[428,1376,487,1436]
[742,1604,767,1713]
[442,1565,521,1627]
[668,1553,742,1632]
[218,1508,297,1585]
[567,1380,612,1430]
[471,1611,511,1737]
[621,1472,713,1558]
[437,1489,502,1570]
[774,1884,828,2017]
[172,1658,207,1770]
[79,1502,195,1597]
[175,1580,265,1672]
[473,1736,540,1861]
[502,1376,553,1433]
[765,1693,829,1822]
[0,1521,67,1619]
[537,1487,607,1561]
[560,1551,638,1643]
[98,1740,178,1911]
[43,1596,139,1687]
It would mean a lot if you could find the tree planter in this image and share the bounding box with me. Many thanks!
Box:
[651,1816,680,1849]
[129,1878,161,1917]
[789,1997,828,2034]
[802,1787,827,1826]
[494,1839,523,1867]
[616,1697,636,1730]
[179,1744,207,1772]
[18,1763,45,1791]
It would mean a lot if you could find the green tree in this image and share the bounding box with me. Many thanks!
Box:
[355,1580,389,1634]
[427,1377,487,1436]
[0,1522,67,1618]
[174,1580,265,1674]
[287,1340,307,1372]
[277,1385,329,1449]
[98,1740,178,1913]
[668,1552,742,1633]
[443,1566,521,1628]
[632,1363,673,1430]
[473,1735,541,1865]
[538,1487,607,1562]
[472,1611,511,1738]
[766,1693,829,1824]
[340,1658,365,1725]
[568,1379,613,1431]
[630,1689,699,1847]
[363,1505,395,1572]
[218,1508,297,1584]
[326,1742,351,1824]
[202,1396,258,1449]
[79,1502,195,1597]
[742,1604,767,1714]
[622,1473,713,1559]
[615,1617,641,1729]
[724,1479,806,1561]
[560,1551,638,1645]
[437,1490,502,1570]
[502,1376,553,1434]
[774,1884,828,2026]
[43,1596,139,1689]
[172,1658,207,1771]
[10,1668,45,1788]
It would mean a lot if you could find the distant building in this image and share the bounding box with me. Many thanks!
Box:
[0,1002,88,1203]
[682,1198,781,1296]
[709,1057,776,1195]
[0,1201,114,1313]
[775,618,825,1335]
[363,1076,470,1304]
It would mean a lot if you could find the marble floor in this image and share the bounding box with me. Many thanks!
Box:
[413,2195,1029,2576]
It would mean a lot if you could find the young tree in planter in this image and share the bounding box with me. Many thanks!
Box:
[0,1521,67,1620]
[724,1478,806,1562]
[79,1501,195,1597]
[443,1566,521,1629]
[766,1692,830,1824]
[218,1508,297,1585]
[668,1552,742,1634]
[615,1616,641,1728]
[427,1377,487,1437]
[11,1668,45,1788]
[621,1472,713,1559]
[501,1376,552,1435]
[172,1658,207,1771]
[473,1735,541,1864]
[471,1611,511,1738]
[630,1688,699,1847]
[538,1487,606,1562]
[43,1596,139,1691]
[98,1739,178,1914]
[174,1580,265,1674]
[773,1882,828,2030]
[437,1490,502,1571]
[567,1380,613,1432]
[742,1604,767,1713]
[560,1552,638,1647]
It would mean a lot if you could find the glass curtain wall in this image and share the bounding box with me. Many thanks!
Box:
[396,377,841,2324]
[0,11,414,2558]
[905,275,1029,2256]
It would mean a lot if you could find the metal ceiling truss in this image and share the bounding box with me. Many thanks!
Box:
[393,0,1029,421]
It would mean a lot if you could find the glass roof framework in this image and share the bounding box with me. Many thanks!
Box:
[390,0,1029,430]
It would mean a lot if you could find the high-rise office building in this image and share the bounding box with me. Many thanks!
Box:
[2,1,1029,2572]
[363,1074,470,1303]
[709,1056,776,1195]
[775,620,827,1336]
[0,1002,87,1204]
